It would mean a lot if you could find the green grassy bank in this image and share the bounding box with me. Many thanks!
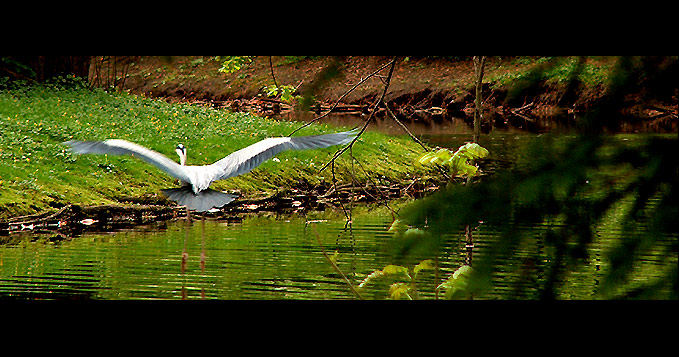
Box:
[0,83,426,219]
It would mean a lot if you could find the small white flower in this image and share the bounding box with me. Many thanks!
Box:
[272,157,280,162]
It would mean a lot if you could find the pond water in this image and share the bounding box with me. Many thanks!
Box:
[1,114,676,300]
[2,200,675,300]
[0,208,393,300]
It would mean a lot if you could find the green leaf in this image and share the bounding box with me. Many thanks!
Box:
[330,250,339,264]
[263,84,298,103]
[387,219,408,234]
[437,264,475,299]
[452,264,474,279]
[264,85,279,97]
[458,142,490,159]
[418,148,453,166]
[218,56,253,74]
[388,282,412,300]
[280,91,293,102]
[413,259,435,275]
[403,227,427,239]
[357,269,384,289]
[417,143,489,179]
[383,264,410,276]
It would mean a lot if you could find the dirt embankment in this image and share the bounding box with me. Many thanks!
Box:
[117,56,677,132]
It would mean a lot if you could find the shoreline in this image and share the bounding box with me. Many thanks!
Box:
[120,56,677,132]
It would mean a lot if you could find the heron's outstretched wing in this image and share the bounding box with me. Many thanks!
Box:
[210,129,358,181]
[64,139,191,183]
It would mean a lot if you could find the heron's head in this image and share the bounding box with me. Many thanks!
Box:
[175,144,187,166]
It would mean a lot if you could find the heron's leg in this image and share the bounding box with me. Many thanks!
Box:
[200,213,206,271]
[181,206,192,273]
[185,206,192,223]
[181,219,189,273]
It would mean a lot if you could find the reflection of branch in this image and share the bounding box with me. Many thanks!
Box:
[510,101,536,122]
[310,223,364,300]
[319,58,397,172]
[510,108,536,122]
[289,59,396,136]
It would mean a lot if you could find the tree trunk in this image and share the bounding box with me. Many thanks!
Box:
[472,56,486,143]
[464,56,486,271]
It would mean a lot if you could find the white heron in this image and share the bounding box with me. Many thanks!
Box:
[64,129,358,212]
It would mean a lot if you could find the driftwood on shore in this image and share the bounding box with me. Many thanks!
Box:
[1,179,439,239]
[190,97,370,116]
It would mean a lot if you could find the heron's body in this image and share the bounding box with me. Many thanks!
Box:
[65,130,357,211]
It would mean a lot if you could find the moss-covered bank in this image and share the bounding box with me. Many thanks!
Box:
[0,84,427,220]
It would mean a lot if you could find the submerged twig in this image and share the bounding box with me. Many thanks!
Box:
[310,223,364,300]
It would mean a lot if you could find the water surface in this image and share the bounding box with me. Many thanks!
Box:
[1,200,675,300]
[0,208,396,299]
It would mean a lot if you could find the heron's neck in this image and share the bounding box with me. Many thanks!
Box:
[176,150,187,166]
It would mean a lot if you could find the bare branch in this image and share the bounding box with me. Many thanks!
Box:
[289,59,396,136]
[268,56,279,90]
[319,58,397,172]
[382,101,430,152]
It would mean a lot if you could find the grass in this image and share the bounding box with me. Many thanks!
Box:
[0,83,426,219]
[486,56,614,90]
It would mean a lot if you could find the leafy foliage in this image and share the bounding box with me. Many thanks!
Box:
[391,56,678,300]
[437,265,475,299]
[217,56,253,74]
[402,134,677,299]
[359,218,441,299]
[388,283,411,300]
[358,258,436,300]
[418,142,489,178]
[263,84,298,103]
